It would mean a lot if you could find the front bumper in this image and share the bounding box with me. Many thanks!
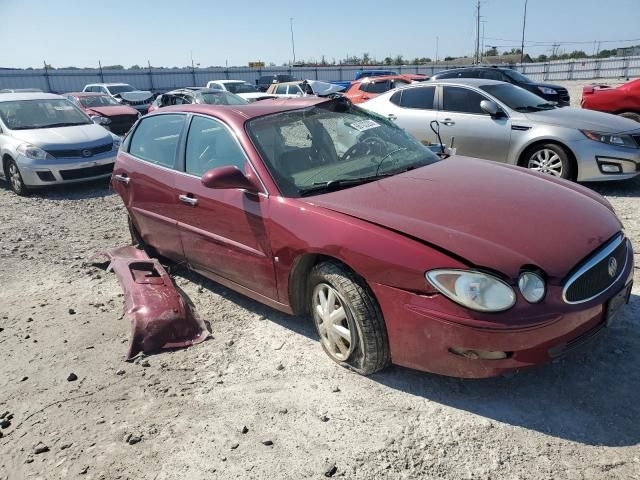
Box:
[572,139,640,182]
[16,151,116,187]
[371,246,634,378]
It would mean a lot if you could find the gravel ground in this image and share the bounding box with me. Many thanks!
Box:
[1,91,640,479]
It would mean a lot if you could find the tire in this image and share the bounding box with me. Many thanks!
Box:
[619,112,640,123]
[308,262,390,375]
[522,143,574,180]
[5,159,29,196]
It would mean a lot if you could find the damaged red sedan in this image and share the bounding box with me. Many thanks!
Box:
[111,97,633,378]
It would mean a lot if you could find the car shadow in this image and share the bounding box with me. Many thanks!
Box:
[173,263,640,447]
[584,175,640,198]
[0,177,114,201]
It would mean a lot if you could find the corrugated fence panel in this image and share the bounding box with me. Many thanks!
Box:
[1,56,638,92]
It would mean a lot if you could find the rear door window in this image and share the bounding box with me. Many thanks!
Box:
[400,86,435,109]
[442,86,488,114]
[367,81,390,94]
[128,114,185,168]
[276,85,288,94]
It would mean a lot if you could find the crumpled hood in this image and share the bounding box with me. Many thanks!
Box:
[118,91,153,102]
[237,92,275,100]
[86,105,139,117]
[304,157,621,280]
[304,80,346,95]
[11,124,113,149]
[525,106,640,133]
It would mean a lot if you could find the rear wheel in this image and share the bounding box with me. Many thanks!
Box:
[308,262,390,375]
[5,159,29,196]
[619,112,640,123]
[523,143,574,180]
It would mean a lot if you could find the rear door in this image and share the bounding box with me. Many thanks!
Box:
[113,113,187,260]
[384,86,440,145]
[437,85,511,161]
[173,114,277,299]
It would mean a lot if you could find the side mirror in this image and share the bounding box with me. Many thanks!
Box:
[480,99,503,117]
[201,166,260,193]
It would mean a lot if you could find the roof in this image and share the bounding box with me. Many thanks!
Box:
[85,83,131,87]
[395,78,502,93]
[64,92,109,97]
[165,88,225,94]
[0,92,63,102]
[156,97,330,127]
[357,75,413,83]
[210,80,247,84]
[450,54,533,65]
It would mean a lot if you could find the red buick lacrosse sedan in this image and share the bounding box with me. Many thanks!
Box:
[111,96,633,378]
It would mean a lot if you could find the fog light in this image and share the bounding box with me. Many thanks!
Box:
[600,162,622,173]
[449,347,508,360]
[518,272,546,303]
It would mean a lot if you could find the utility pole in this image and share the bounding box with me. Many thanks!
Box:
[435,36,439,64]
[290,17,296,65]
[520,0,528,63]
[475,1,481,64]
[480,20,487,63]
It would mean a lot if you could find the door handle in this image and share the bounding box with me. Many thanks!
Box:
[442,119,456,126]
[179,194,198,206]
[113,174,130,185]
[388,114,397,120]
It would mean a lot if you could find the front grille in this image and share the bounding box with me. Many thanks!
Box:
[123,99,150,106]
[563,235,628,303]
[59,163,114,180]
[108,114,138,135]
[48,142,113,159]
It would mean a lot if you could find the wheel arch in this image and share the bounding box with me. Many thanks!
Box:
[516,139,578,181]
[288,253,365,316]
[2,153,15,179]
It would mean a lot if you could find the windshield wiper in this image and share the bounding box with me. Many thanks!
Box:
[536,103,556,110]
[299,173,394,197]
[45,122,90,128]
[514,106,543,112]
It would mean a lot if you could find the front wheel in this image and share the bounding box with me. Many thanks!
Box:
[308,262,390,375]
[523,143,574,180]
[5,159,29,196]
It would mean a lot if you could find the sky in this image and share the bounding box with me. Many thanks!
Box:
[1,0,639,69]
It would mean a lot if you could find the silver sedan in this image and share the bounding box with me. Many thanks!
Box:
[360,78,640,182]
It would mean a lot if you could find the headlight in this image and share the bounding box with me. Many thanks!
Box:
[581,130,638,148]
[91,115,111,125]
[538,86,557,95]
[426,269,516,312]
[518,272,546,303]
[16,143,53,160]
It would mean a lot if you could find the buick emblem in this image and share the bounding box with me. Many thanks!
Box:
[81,149,92,158]
[607,257,618,278]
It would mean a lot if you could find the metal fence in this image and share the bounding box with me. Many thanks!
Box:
[1,56,639,93]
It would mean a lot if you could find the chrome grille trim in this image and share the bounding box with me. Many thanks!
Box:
[562,234,628,304]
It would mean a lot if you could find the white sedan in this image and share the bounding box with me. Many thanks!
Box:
[205,80,273,102]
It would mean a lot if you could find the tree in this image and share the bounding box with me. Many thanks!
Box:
[393,55,404,66]
[129,64,142,70]
[383,56,393,65]
[444,56,454,61]
[362,52,371,65]
[536,54,548,62]
[484,47,498,57]
[503,48,522,56]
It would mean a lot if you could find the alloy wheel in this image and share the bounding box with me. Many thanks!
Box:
[312,283,356,362]
[8,162,25,194]
[527,148,563,177]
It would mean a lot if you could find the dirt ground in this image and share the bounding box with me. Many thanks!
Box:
[1,122,640,480]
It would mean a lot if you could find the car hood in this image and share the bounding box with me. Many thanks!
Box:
[117,91,153,102]
[529,81,564,90]
[86,105,139,117]
[304,157,621,279]
[236,92,274,100]
[524,106,640,132]
[10,124,113,149]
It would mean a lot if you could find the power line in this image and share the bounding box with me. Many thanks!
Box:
[484,36,640,46]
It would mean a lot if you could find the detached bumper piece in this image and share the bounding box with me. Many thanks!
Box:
[102,246,209,359]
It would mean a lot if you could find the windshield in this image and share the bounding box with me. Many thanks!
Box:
[503,69,533,84]
[108,85,136,94]
[247,100,440,198]
[197,91,249,105]
[226,83,258,94]
[0,99,91,130]
[79,95,120,108]
[480,84,555,112]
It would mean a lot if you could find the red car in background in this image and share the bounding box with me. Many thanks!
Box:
[581,78,640,122]
[64,92,140,135]
[344,75,416,104]
[111,97,632,378]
